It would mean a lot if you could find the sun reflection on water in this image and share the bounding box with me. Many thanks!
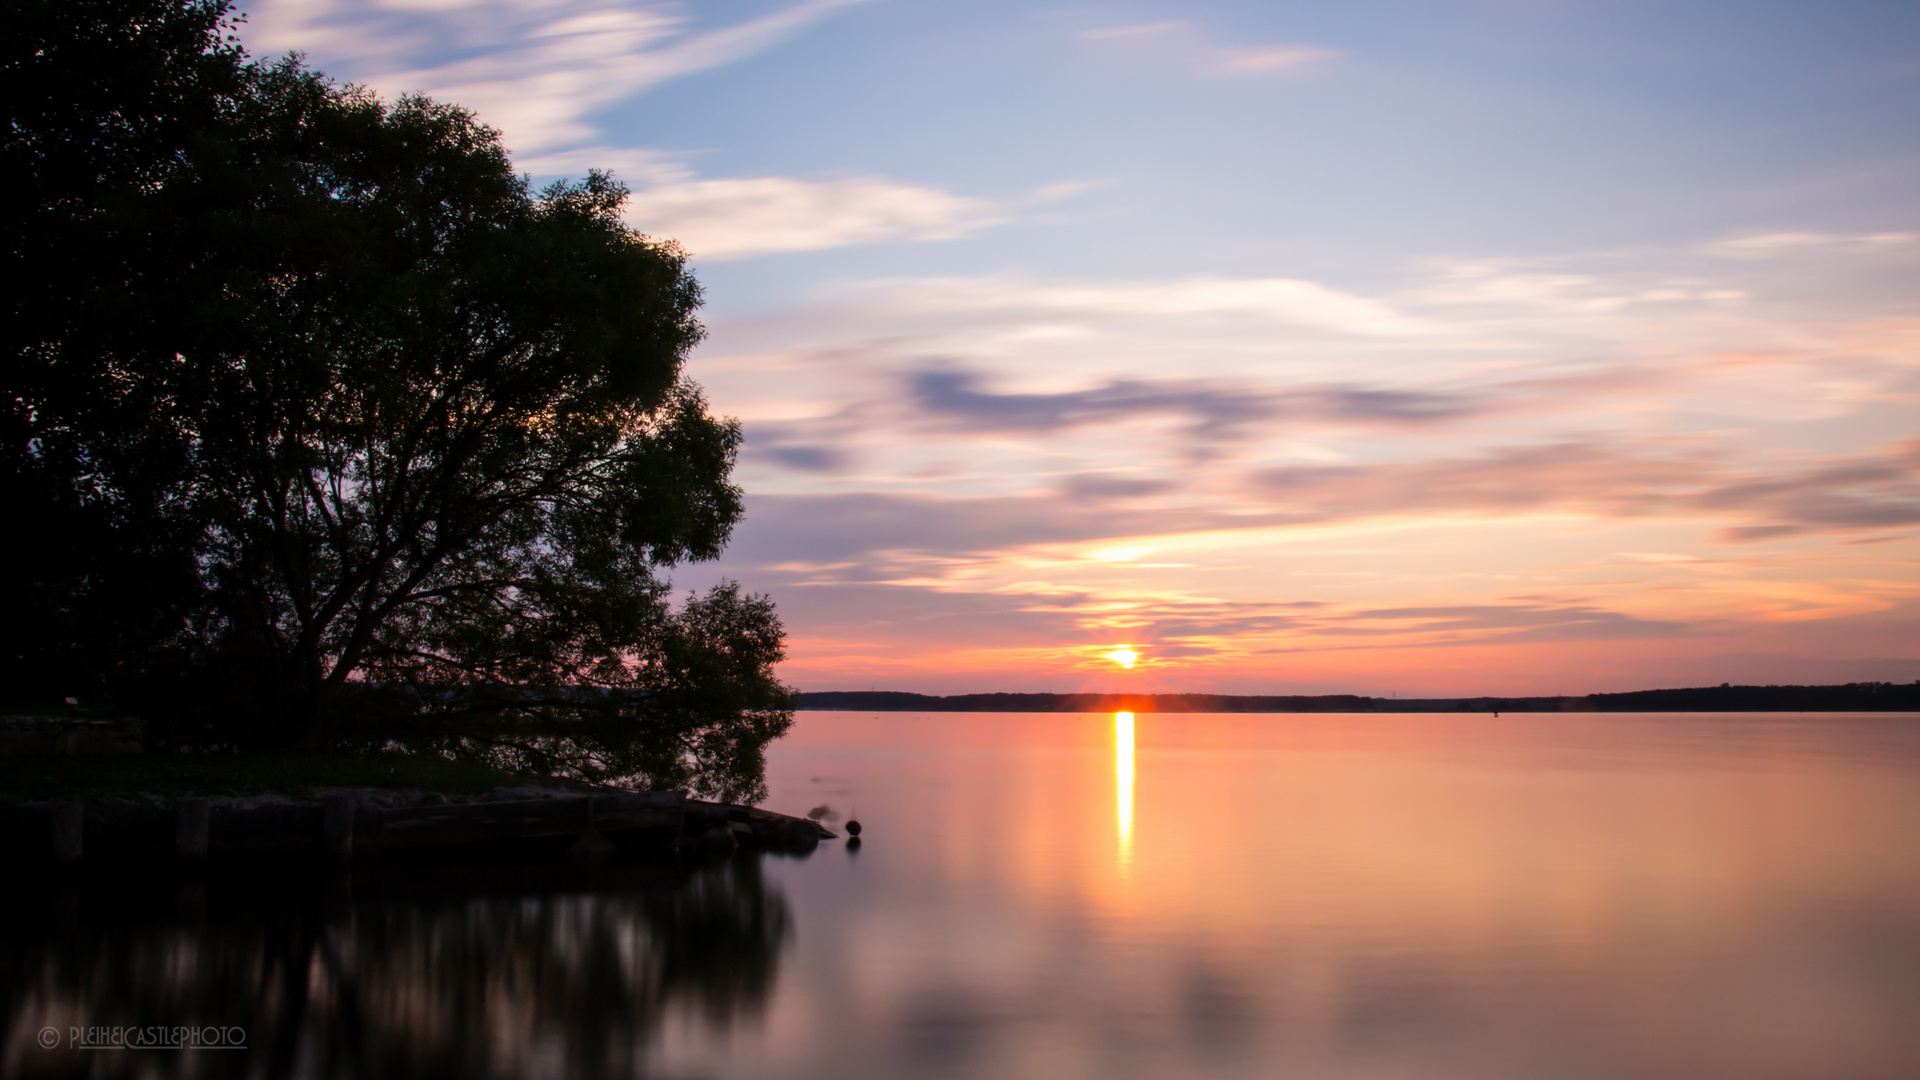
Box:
[1115,711,1135,876]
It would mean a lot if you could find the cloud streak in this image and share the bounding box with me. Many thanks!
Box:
[251,0,874,152]
[858,275,1431,337]
[716,438,1920,576]
[908,370,1476,438]
[622,175,1004,259]
[1077,20,1337,79]
[1250,439,1920,537]
[1705,231,1917,259]
[249,0,1032,259]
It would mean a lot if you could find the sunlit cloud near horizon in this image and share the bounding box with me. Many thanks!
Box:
[249,0,1920,695]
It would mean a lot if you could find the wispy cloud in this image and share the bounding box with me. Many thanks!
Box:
[1076,20,1337,79]
[1058,474,1177,501]
[853,274,1431,337]
[1704,231,1917,259]
[716,492,1211,569]
[1250,439,1920,537]
[248,0,1037,259]
[714,438,1920,573]
[1308,602,1691,643]
[250,0,875,152]
[699,249,1920,519]
[621,175,1004,259]
[1215,44,1338,74]
[908,370,1476,438]
[513,152,1024,261]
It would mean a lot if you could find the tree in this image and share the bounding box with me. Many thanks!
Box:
[3,0,248,716]
[3,0,792,800]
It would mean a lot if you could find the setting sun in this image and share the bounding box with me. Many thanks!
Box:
[1102,648,1140,669]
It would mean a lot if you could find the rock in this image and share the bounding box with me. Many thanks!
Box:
[779,818,820,854]
[566,829,618,863]
[696,826,738,857]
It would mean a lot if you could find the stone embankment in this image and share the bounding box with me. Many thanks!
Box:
[3,785,836,866]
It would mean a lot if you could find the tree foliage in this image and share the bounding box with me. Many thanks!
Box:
[3,0,793,800]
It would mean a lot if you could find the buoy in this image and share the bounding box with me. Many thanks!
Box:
[845,819,862,837]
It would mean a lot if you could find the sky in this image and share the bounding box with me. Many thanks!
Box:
[245,0,1920,696]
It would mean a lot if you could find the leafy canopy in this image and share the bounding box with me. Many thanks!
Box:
[3,0,792,800]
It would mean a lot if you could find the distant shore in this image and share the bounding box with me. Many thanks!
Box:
[797,682,1920,713]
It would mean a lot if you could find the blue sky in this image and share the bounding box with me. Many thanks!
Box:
[250,0,1920,693]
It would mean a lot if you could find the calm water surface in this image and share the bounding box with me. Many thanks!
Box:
[6,711,1919,1078]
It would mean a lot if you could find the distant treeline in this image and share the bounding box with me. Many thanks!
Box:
[798,683,1920,713]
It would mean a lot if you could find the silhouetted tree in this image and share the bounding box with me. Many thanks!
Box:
[3,0,791,798]
[4,0,246,719]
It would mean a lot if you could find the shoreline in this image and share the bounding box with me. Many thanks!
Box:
[5,783,835,869]
[796,682,1920,713]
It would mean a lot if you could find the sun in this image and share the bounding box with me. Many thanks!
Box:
[1102,647,1140,669]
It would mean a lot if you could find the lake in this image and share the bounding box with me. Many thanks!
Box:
[7,711,1919,1078]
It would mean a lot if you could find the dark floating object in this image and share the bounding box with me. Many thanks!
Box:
[845,836,861,853]
[844,819,862,837]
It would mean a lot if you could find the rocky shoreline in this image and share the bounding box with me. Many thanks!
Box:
[5,784,836,867]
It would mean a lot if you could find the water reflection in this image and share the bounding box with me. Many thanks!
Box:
[12,715,1920,1079]
[1,858,789,1079]
[1115,711,1134,876]
[745,711,1920,1080]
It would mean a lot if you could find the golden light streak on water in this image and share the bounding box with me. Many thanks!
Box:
[1115,711,1135,876]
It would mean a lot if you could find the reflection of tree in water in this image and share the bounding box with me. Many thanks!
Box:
[1,858,789,1079]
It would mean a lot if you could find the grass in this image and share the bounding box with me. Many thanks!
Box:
[0,752,523,803]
